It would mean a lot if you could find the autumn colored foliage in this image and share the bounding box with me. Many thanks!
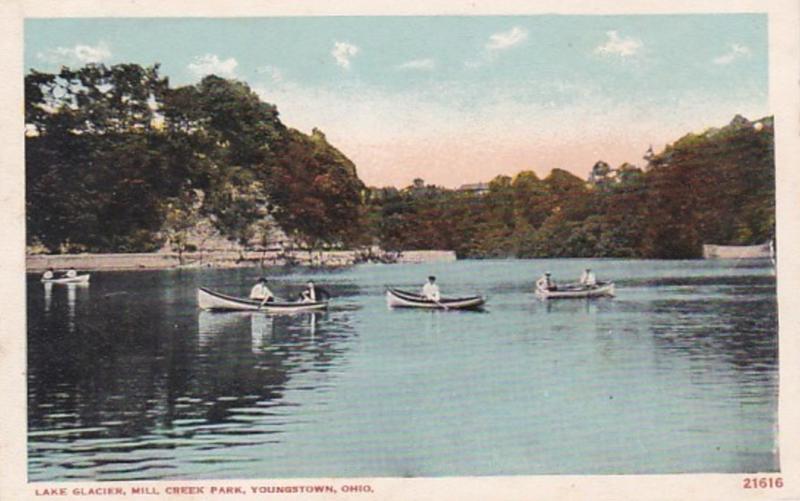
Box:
[26,64,365,253]
[25,64,773,259]
[366,115,774,259]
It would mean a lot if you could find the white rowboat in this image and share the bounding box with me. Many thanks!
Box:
[41,274,91,284]
[535,281,615,299]
[386,288,486,310]
[197,287,328,313]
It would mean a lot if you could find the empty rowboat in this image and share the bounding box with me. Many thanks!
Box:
[386,288,486,310]
[535,281,615,299]
[197,287,329,313]
[41,274,91,284]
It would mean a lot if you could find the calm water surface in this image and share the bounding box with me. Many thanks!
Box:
[26,259,778,480]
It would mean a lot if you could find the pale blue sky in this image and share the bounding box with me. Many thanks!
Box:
[25,16,768,187]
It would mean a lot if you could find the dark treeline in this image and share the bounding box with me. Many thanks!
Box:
[26,63,366,254]
[26,63,774,259]
[366,115,774,259]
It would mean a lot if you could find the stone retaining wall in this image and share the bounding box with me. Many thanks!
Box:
[26,249,458,272]
[702,242,772,259]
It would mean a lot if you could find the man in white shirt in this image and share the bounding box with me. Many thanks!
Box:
[301,281,317,302]
[536,272,555,291]
[421,276,441,301]
[66,267,77,278]
[579,268,597,287]
[250,278,274,303]
[42,267,55,280]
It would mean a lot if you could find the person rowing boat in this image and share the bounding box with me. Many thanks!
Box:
[579,268,597,287]
[42,267,55,280]
[250,278,275,305]
[536,272,557,291]
[534,269,615,299]
[386,288,485,310]
[421,275,450,310]
[198,287,329,312]
[421,276,441,301]
[300,281,317,303]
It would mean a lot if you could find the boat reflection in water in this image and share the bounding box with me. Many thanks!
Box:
[198,310,322,354]
[66,282,89,333]
[42,280,89,320]
[67,284,76,318]
[252,312,319,351]
[197,311,251,349]
[250,313,273,353]
[43,282,52,313]
[28,272,356,482]
[543,297,612,314]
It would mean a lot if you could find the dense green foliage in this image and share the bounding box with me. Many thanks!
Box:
[366,115,774,259]
[26,64,365,253]
[26,63,773,259]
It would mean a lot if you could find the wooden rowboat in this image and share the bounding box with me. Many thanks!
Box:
[386,288,486,310]
[41,274,91,284]
[535,281,615,300]
[197,287,329,313]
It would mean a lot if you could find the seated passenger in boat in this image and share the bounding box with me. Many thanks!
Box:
[250,278,275,303]
[421,276,441,301]
[65,267,78,278]
[300,281,317,302]
[536,272,556,291]
[579,268,597,287]
[42,267,55,280]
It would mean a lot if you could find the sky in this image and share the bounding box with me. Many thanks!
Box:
[25,16,768,188]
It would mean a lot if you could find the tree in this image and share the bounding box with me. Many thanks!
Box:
[26,64,170,252]
[267,129,365,247]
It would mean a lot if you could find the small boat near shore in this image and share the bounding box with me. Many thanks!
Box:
[535,281,615,300]
[41,274,91,284]
[386,288,486,310]
[197,287,329,313]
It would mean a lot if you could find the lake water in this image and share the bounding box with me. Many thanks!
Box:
[26,259,778,481]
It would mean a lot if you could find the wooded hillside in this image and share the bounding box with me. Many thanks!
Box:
[25,64,774,259]
[26,64,365,254]
[368,115,774,259]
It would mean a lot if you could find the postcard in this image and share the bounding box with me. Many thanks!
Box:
[2,0,800,500]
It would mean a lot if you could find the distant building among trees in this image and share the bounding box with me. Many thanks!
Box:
[457,182,490,196]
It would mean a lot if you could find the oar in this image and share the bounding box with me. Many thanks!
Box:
[433,297,449,311]
[258,295,273,310]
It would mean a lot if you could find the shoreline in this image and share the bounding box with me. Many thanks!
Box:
[25,251,772,273]
[25,249,458,272]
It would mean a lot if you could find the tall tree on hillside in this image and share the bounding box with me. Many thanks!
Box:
[593,163,647,257]
[267,129,365,247]
[641,162,702,258]
[471,175,515,257]
[26,64,171,252]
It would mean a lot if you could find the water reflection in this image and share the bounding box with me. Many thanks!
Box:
[26,262,778,479]
[544,298,608,314]
[43,282,52,313]
[536,297,625,315]
[197,311,321,353]
[197,311,250,348]
[645,275,778,372]
[67,284,77,332]
[28,273,355,481]
[250,313,273,352]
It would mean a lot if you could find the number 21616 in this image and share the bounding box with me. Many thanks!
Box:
[743,477,783,489]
